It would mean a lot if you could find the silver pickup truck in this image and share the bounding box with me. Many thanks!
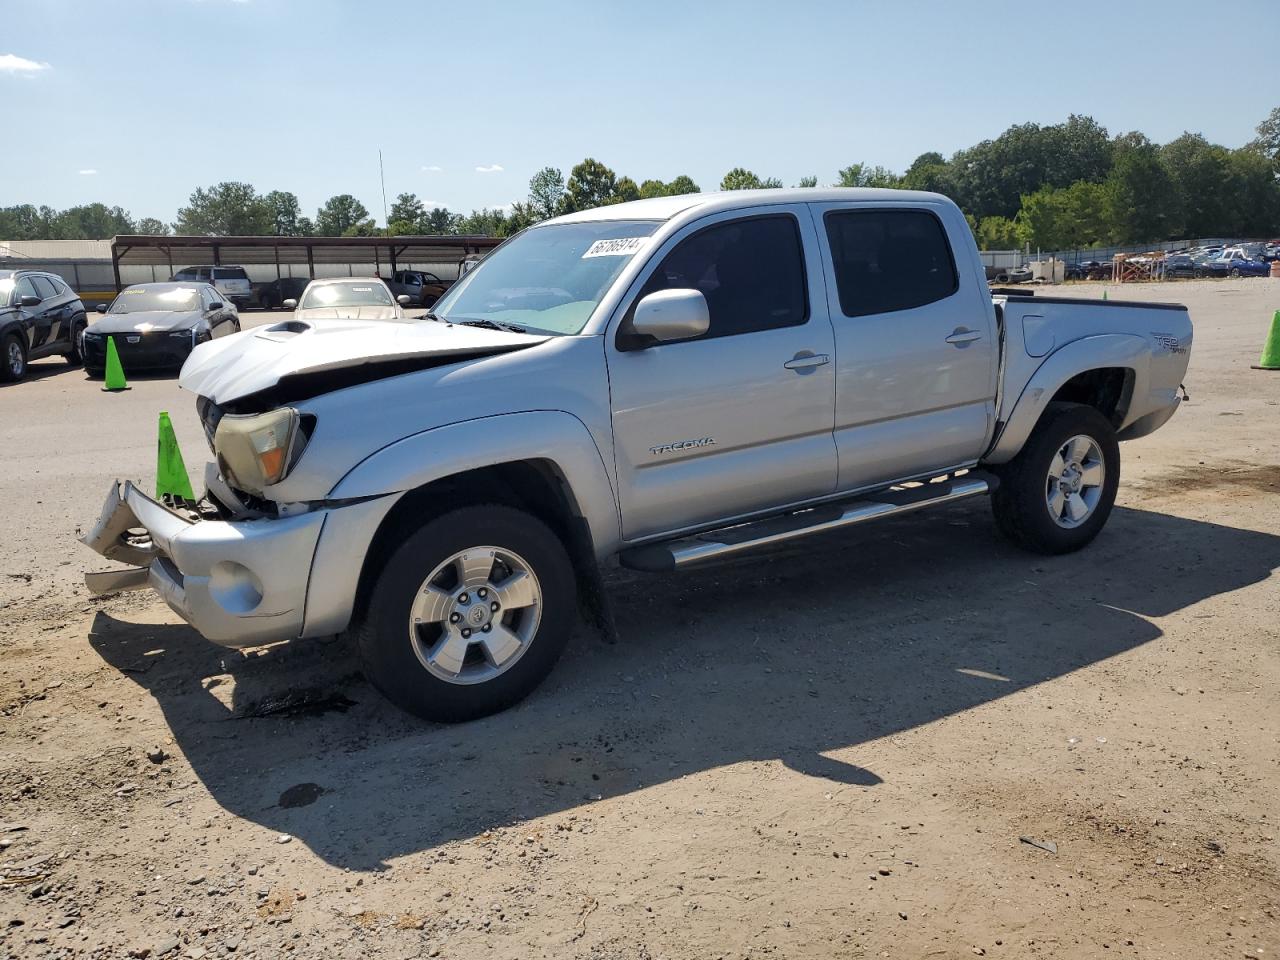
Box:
[83,188,1193,722]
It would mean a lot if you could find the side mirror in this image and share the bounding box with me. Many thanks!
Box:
[396,294,411,306]
[629,288,710,345]
[96,303,108,313]
[20,295,41,308]
[282,298,298,310]
[208,301,224,311]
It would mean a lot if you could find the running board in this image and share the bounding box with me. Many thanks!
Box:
[619,474,995,572]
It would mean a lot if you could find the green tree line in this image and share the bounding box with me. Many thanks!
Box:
[3,108,1277,248]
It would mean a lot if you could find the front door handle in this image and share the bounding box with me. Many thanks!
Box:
[945,328,983,346]
[784,352,830,372]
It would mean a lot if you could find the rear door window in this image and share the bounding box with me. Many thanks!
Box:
[823,209,958,318]
[213,267,248,280]
[31,277,58,300]
[634,214,808,343]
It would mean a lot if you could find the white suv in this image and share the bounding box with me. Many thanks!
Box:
[172,266,253,309]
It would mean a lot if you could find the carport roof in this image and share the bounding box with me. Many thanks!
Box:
[109,233,502,271]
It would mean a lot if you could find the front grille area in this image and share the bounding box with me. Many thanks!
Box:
[85,333,192,370]
[195,395,224,452]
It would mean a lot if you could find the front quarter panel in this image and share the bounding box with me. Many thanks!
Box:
[328,409,621,556]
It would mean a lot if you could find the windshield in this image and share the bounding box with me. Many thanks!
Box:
[299,281,394,309]
[432,220,661,334]
[109,286,201,313]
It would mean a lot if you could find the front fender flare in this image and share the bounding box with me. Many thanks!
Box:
[984,334,1149,465]
[328,410,622,555]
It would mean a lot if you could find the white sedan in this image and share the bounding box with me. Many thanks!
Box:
[284,277,412,322]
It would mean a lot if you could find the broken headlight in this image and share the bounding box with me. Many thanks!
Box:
[212,407,311,496]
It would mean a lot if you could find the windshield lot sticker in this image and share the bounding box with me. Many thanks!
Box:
[582,237,646,258]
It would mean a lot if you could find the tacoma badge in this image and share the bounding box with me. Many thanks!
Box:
[650,437,716,456]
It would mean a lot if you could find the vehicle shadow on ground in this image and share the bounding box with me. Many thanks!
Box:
[87,502,1280,870]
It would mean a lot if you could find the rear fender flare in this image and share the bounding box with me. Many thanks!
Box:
[984,334,1149,465]
[328,410,622,556]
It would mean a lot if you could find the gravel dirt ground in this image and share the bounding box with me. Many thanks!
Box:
[0,282,1277,959]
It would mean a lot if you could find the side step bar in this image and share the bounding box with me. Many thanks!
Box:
[619,473,996,572]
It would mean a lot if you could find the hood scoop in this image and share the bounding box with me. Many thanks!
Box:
[257,319,310,341]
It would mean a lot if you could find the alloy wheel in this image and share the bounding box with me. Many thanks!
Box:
[407,546,542,685]
[1045,434,1105,528]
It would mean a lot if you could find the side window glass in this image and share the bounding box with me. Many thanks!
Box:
[637,215,807,341]
[823,209,959,318]
[32,277,58,299]
[15,277,40,302]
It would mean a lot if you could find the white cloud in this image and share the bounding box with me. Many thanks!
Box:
[475,164,504,174]
[421,164,443,173]
[78,169,97,176]
[0,54,51,75]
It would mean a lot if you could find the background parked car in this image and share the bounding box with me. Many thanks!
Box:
[83,282,240,376]
[171,265,253,309]
[0,269,88,382]
[286,277,410,321]
[1163,253,1197,278]
[1199,249,1269,278]
[383,270,450,307]
[257,276,310,310]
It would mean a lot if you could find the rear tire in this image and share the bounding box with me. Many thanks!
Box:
[990,402,1120,555]
[65,319,86,365]
[1,334,27,383]
[350,504,576,723]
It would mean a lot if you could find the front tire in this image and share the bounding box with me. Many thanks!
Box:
[1,334,27,382]
[351,504,577,722]
[990,402,1120,555]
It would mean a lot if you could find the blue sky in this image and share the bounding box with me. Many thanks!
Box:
[2,0,1276,225]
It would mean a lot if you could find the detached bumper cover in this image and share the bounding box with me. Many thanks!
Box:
[81,480,325,647]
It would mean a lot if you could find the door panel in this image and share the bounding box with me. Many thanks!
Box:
[606,205,837,541]
[810,203,997,491]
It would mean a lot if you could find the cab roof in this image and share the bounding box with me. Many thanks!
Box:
[546,187,952,225]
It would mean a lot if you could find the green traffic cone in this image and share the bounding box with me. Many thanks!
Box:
[102,336,130,391]
[1253,310,1280,371]
[156,411,195,502]
[1102,289,1108,301]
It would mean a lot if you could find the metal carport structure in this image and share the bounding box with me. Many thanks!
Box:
[108,234,504,292]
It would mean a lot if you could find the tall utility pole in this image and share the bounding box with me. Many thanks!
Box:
[378,150,390,231]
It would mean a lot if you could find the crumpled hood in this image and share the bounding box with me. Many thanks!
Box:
[179,317,549,405]
[87,309,201,334]
[294,305,404,322]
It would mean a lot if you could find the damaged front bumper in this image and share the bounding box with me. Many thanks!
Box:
[81,479,327,648]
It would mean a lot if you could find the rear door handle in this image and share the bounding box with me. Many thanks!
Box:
[945,328,983,346]
[784,353,830,372]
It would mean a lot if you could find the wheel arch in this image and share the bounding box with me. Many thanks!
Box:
[302,411,622,638]
[984,334,1149,465]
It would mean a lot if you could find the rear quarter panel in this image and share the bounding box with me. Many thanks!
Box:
[986,297,1191,463]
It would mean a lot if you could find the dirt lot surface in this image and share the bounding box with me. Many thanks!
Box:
[1,283,1277,959]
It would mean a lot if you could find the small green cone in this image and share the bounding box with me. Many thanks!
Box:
[102,336,130,391]
[1253,310,1280,371]
[1102,289,1108,301]
[156,411,195,502]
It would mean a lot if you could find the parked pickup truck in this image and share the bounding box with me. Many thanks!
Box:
[383,269,449,307]
[82,188,1193,722]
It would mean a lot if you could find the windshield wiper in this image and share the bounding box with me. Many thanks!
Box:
[422,311,446,322]
[454,318,527,334]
